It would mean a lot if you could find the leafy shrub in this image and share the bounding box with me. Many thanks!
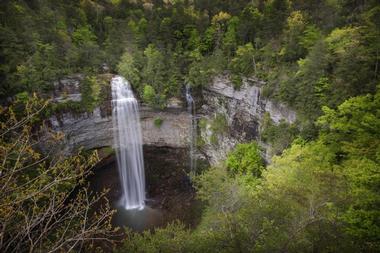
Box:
[210,113,228,135]
[117,51,141,87]
[226,142,264,177]
[208,113,229,146]
[229,43,256,87]
[0,97,115,252]
[261,112,299,154]
[198,118,208,130]
[142,85,166,109]
[153,117,163,128]
[117,222,191,253]
[80,75,101,111]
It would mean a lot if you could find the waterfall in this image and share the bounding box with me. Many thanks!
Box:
[112,75,145,210]
[186,84,197,174]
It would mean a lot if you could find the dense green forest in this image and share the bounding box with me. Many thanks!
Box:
[0,0,379,252]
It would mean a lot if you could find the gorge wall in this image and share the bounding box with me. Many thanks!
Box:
[198,76,296,164]
[49,106,191,154]
[46,74,190,154]
[47,74,296,164]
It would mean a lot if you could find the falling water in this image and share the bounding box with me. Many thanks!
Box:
[112,75,145,210]
[186,84,197,174]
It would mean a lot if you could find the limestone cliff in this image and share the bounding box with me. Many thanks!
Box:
[46,74,296,164]
[49,106,191,154]
[198,76,296,164]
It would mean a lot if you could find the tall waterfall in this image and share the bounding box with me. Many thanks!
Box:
[112,75,145,210]
[186,84,197,174]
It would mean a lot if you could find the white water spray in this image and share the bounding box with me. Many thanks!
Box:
[186,84,197,174]
[112,75,145,210]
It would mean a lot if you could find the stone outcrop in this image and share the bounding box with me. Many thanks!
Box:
[198,76,296,164]
[46,74,296,164]
[203,76,296,124]
[46,74,191,155]
[52,74,84,103]
[49,106,191,154]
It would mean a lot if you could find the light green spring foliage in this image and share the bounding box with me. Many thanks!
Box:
[143,85,156,106]
[120,88,380,252]
[142,84,166,109]
[118,222,191,253]
[226,142,264,177]
[317,89,380,247]
[1,1,380,251]
[153,117,163,128]
[80,75,101,111]
[209,113,229,145]
[229,42,255,87]
[143,44,165,91]
[260,112,299,154]
[318,89,380,160]
[117,51,140,87]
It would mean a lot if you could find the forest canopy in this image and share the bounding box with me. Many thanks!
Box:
[1,0,379,119]
[0,0,379,252]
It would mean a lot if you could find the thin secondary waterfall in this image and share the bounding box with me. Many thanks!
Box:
[186,84,197,174]
[112,75,145,210]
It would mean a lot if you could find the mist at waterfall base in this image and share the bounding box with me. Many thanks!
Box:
[111,75,146,210]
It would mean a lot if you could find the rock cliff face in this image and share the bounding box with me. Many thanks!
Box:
[52,74,84,103]
[46,74,191,155]
[47,74,296,164]
[199,76,296,164]
[49,106,191,154]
